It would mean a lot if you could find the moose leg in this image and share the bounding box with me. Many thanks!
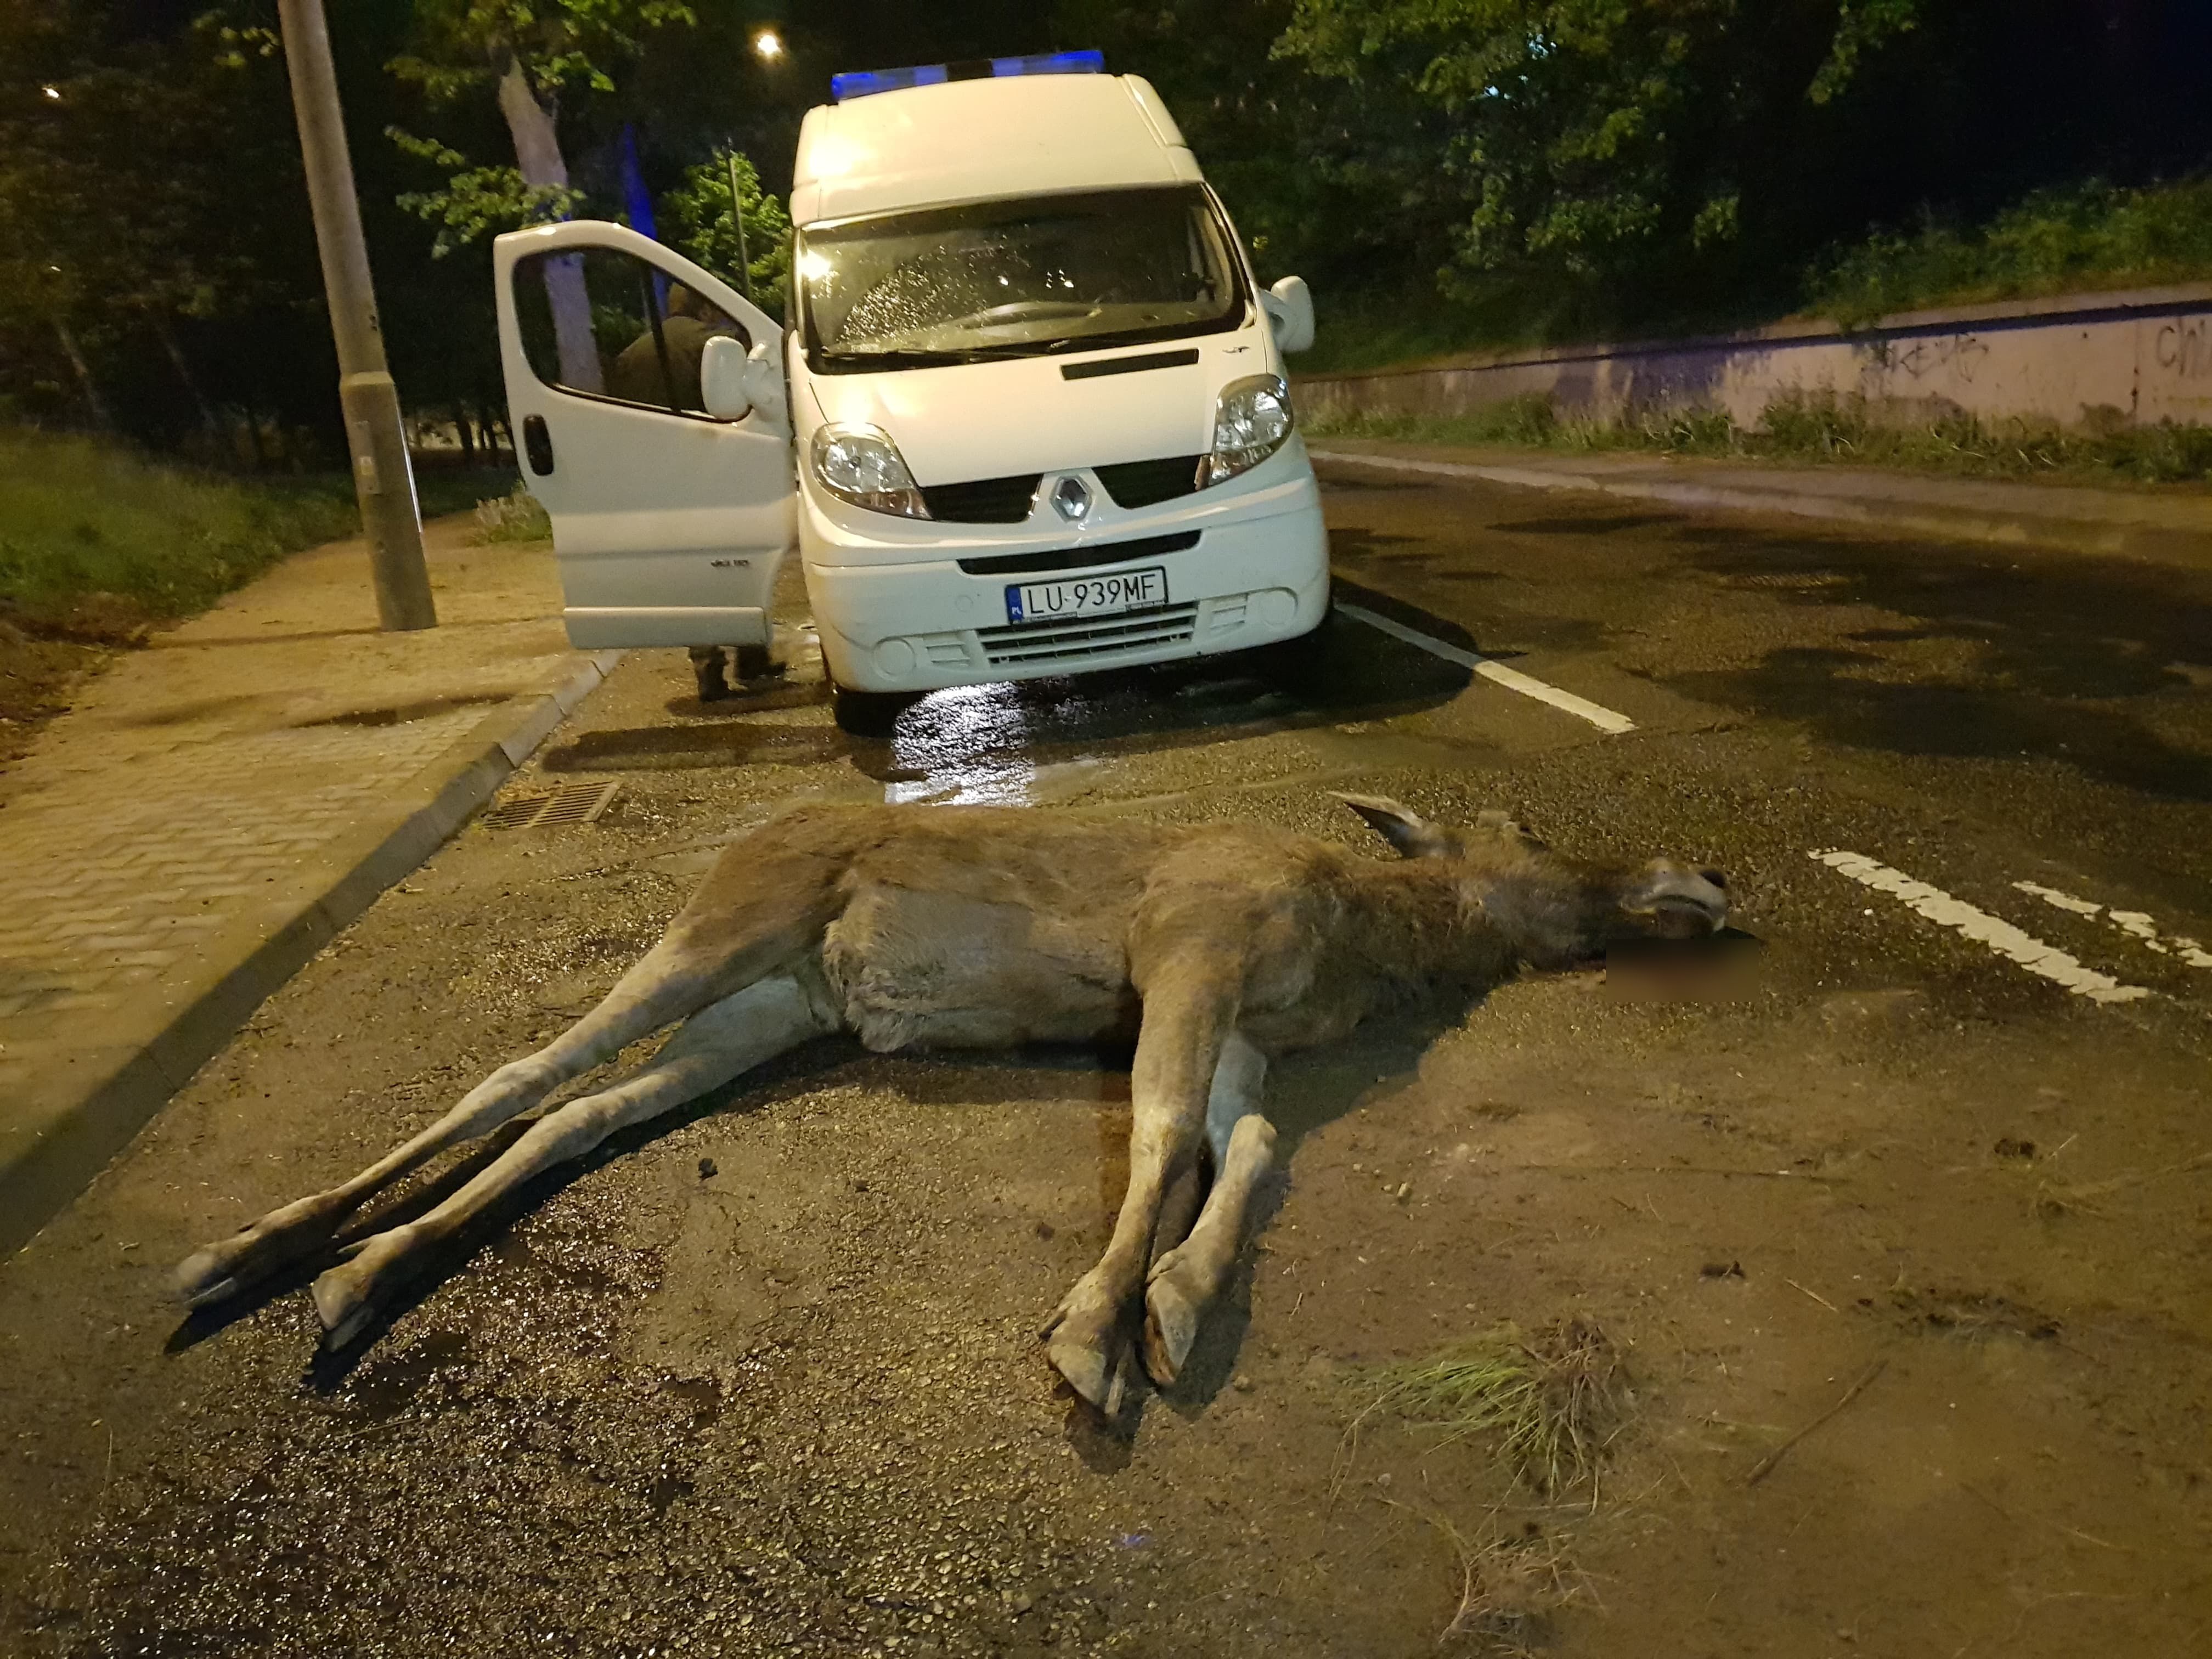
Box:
[1041,963,1235,1413]
[171,934,755,1307]
[1142,1031,1273,1386]
[311,973,838,1347]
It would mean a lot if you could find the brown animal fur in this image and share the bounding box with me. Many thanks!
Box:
[174,797,1726,1414]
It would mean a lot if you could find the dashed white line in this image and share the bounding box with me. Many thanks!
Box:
[1337,602,1638,735]
[2014,880,2212,968]
[1810,850,2153,1004]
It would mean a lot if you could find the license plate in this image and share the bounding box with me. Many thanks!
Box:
[1005,567,1167,625]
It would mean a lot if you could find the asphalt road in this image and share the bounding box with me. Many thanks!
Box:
[3,464,2209,1657]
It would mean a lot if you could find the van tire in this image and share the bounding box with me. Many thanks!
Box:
[832,684,912,738]
[734,643,777,681]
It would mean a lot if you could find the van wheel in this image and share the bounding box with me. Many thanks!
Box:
[832,684,912,738]
[733,643,778,681]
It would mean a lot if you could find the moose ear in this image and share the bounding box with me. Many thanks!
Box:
[1336,794,1464,859]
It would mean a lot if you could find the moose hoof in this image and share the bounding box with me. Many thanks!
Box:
[1141,1251,1205,1387]
[309,1228,417,1350]
[1041,1273,1135,1415]
[172,1188,357,1307]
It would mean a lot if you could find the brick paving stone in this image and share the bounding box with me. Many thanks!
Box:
[1,521,602,1245]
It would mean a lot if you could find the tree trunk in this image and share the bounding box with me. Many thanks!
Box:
[53,317,111,430]
[455,404,477,465]
[495,54,601,393]
[149,310,221,441]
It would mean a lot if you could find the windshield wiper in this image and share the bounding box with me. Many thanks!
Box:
[821,346,1009,368]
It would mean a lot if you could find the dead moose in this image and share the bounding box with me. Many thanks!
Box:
[175,797,1727,1412]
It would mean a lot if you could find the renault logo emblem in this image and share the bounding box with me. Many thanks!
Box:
[1050,475,1093,523]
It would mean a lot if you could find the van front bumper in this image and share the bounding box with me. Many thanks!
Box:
[804,500,1329,692]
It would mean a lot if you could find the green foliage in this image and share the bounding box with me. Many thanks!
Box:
[390,0,699,103]
[1807,178,2212,326]
[0,5,284,334]
[658,153,792,312]
[1277,1,1922,286]
[1307,390,2212,485]
[388,129,583,256]
[0,428,358,617]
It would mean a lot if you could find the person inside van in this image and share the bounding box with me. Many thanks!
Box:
[606,284,746,413]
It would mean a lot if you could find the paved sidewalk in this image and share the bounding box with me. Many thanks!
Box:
[1307,439,2212,567]
[0,516,614,1253]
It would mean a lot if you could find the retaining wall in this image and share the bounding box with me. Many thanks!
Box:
[1294,283,2212,431]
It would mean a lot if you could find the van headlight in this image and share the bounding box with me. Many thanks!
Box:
[1200,374,1293,487]
[810,423,932,518]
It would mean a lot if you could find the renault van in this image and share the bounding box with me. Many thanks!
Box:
[492,52,1325,723]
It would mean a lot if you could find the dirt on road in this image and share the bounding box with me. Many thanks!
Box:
[2,481,2208,1657]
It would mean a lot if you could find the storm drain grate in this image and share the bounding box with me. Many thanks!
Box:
[480,780,620,831]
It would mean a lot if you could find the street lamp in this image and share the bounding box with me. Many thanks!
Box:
[274,0,436,630]
[753,29,783,62]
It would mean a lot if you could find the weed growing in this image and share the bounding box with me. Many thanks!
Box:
[471,484,551,544]
[1808,177,2212,326]
[1307,391,2212,486]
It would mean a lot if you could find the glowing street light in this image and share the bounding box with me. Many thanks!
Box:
[753,29,783,62]
[42,84,62,99]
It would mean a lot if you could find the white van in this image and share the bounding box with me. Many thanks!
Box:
[492,53,1327,722]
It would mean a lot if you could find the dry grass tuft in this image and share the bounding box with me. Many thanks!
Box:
[1355,1319,1628,1496]
[1390,1501,1590,1652]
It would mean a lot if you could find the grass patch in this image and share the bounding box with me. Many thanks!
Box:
[0,431,521,624]
[1808,177,2212,326]
[1307,390,2212,486]
[1351,1319,1627,1497]
[0,430,359,623]
[470,484,551,544]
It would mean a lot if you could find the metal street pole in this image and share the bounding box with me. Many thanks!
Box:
[725,149,755,303]
[275,0,437,631]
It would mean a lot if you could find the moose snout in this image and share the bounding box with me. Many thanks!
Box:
[1625,860,1730,938]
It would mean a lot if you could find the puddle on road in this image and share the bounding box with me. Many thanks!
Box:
[873,607,1472,805]
[538,600,1473,807]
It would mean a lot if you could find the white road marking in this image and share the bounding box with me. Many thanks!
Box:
[2014,880,2212,968]
[2015,880,2101,917]
[1809,850,2152,1004]
[1337,602,1637,734]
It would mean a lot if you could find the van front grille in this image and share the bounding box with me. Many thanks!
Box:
[977,602,1200,666]
[1096,455,1204,509]
[919,473,1040,523]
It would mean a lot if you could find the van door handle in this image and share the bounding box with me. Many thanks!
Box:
[524,414,555,476]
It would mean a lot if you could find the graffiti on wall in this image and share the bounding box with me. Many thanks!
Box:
[2154,318,2212,378]
[1871,333,1990,383]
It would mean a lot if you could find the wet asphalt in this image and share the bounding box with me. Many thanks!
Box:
[2,465,2209,1657]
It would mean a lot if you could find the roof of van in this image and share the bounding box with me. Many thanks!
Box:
[789,74,1202,227]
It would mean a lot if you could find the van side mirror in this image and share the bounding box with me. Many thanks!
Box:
[701,335,753,420]
[739,341,789,434]
[1261,275,1314,354]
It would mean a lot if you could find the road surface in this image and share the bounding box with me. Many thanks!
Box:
[3,461,2208,1657]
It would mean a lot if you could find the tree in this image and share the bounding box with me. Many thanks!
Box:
[658,152,791,313]
[1275,1,1921,294]
[0,0,308,439]
[386,0,699,391]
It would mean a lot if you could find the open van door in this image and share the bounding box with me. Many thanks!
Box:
[492,221,794,650]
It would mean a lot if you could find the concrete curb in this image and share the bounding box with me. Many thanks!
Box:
[1307,448,2212,569]
[0,650,623,1257]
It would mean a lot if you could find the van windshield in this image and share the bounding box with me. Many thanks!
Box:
[797,185,1245,371]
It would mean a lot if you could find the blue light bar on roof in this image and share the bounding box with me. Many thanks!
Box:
[831,50,1104,103]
